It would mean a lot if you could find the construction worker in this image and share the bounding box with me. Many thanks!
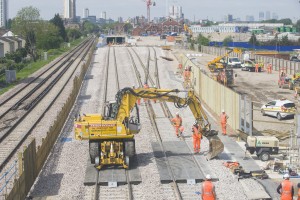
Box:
[171,112,182,137]
[220,109,229,135]
[202,174,216,200]
[267,63,272,74]
[297,183,300,200]
[255,63,259,72]
[277,174,294,200]
[192,122,202,153]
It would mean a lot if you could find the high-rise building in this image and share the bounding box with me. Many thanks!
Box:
[83,8,89,18]
[118,17,123,23]
[169,5,182,20]
[64,0,76,20]
[246,15,254,22]
[272,12,279,20]
[0,0,8,27]
[265,11,270,20]
[226,14,233,22]
[101,11,107,20]
[259,11,264,21]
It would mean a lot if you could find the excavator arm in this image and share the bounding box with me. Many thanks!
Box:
[74,87,224,169]
[208,48,243,71]
[113,87,211,135]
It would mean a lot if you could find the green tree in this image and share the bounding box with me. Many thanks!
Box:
[295,20,300,32]
[196,34,210,46]
[66,28,82,41]
[50,14,67,42]
[249,33,259,46]
[123,23,133,34]
[223,36,233,47]
[279,18,293,25]
[6,19,13,29]
[12,6,41,61]
[36,22,63,50]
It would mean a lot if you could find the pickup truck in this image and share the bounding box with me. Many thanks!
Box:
[241,60,261,72]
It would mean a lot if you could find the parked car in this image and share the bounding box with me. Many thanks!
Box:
[261,99,296,120]
[227,57,241,68]
[290,56,300,62]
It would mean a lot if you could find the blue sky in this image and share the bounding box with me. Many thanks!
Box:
[9,0,300,22]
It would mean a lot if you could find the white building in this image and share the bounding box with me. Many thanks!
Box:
[0,0,8,27]
[64,0,76,20]
[259,11,264,21]
[190,25,236,33]
[169,5,182,20]
[101,12,107,20]
[221,23,284,28]
[83,8,89,18]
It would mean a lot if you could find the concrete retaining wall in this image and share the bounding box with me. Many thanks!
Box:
[180,53,240,131]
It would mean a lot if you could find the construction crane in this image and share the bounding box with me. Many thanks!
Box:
[143,0,156,22]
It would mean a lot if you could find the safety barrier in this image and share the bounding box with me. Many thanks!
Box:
[200,45,300,75]
[0,161,17,198]
[4,39,95,200]
[179,53,240,131]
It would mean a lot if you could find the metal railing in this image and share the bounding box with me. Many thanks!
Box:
[0,160,17,197]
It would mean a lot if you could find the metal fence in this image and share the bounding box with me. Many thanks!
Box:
[0,161,17,198]
[200,45,300,75]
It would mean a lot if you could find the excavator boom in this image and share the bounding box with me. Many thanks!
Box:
[74,87,224,169]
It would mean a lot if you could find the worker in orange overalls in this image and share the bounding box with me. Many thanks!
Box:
[255,63,259,72]
[171,112,182,137]
[297,183,300,200]
[220,109,229,135]
[267,63,272,74]
[202,174,216,200]
[277,174,294,200]
[192,122,202,153]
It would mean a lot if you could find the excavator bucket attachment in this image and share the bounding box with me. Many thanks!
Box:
[205,130,224,160]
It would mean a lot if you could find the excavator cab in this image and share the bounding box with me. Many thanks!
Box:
[104,100,141,134]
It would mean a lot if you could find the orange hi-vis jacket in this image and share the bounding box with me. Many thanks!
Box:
[220,113,227,124]
[192,126,201,140]
[172,116,182,127]
[298,187,300,200]
[281,180,293,200]
[202,180,215,200]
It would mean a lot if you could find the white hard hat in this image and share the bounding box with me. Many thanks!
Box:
[193,121,198,126]
[176,112,179,116]
[206,174,212,180]
[222,109,225,113]
[283,174,290,179]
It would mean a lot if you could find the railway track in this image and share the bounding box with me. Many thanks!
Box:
[0,37,95,172]
[126,47,182,199]
[132,46,208,199]
[93,47,133,200]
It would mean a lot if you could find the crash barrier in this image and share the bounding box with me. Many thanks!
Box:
[200,45,300,75]
[179,53,240,131]
[4,39,95,200]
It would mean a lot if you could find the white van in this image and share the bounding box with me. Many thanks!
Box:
[227,57,241,68]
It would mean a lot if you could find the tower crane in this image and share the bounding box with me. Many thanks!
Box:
[143,0,156,22]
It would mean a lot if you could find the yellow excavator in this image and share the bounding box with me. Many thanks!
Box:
[184,24,193,37]
[207,48,242,72]
[74,87,224,169]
